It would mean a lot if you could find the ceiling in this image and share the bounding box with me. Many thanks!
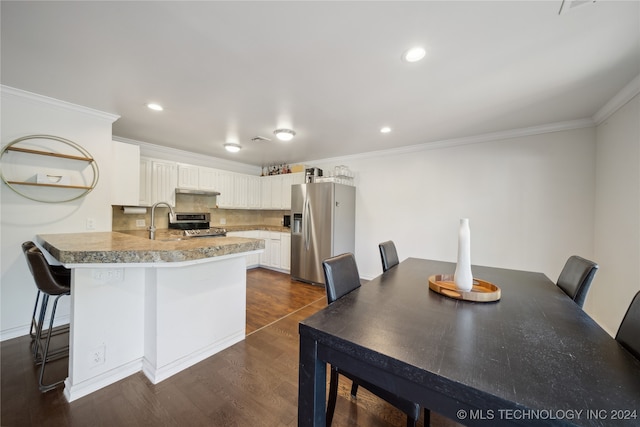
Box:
[1,1,639,167]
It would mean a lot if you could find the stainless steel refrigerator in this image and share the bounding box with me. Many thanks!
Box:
[291,182,356,285]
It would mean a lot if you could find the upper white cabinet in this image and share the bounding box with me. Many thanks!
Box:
[139,157,152,206]
[136,157,303,210]
[281,172,305,210]
[247,176,262,209]
[198,167,218,191]
[216,170,235,208]
[111,141,140,206]
[177,164,199,190]
[139,157,177,207]
[151,160,177,207]
[260,172,304,210]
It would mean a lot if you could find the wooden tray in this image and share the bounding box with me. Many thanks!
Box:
[428,274,501,302]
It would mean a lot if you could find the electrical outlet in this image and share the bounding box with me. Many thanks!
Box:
[86,218,96,230]
[89,345,106,367]
[220,218,226,225]
[136,219,146,227]
[92,268,124,283]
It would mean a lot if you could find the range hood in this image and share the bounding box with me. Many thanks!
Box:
[175,188,221,196]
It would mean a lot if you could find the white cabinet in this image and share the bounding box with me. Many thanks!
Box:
[232,230,289,272]
[234,174,248,208]
[151,160,178,207]
[139,157,177,207]
[281,172,305,210]
[280,233,291,270]
[138,157,302,210]
[261,176,273,209]
[269,232,282,268]
[227,231,261,268]
[111,141,140,206]
[177,164,199,189]
[139,158,152,206]
[198,167,218,191]
[216,170,235,208]
[247,176,262,209]
[260,173,304,209]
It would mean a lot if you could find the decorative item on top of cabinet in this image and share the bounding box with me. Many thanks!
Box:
[0,134,99,203]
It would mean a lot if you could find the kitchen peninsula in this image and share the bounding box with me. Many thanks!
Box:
[37,231,264,402]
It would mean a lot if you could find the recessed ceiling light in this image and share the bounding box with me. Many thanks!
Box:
[402,47,426,63]
[274,128,296,141]
[380,126,392,133]
[224,143,241,153]
[146,103,164,111]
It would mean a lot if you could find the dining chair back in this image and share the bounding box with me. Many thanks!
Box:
[322,253,427,427]
[379,240,399,272]
[323,253,362,304]
[556,255,598,308]
[615,291,640,361]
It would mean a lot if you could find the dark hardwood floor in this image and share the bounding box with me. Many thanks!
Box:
[1,268,457,427]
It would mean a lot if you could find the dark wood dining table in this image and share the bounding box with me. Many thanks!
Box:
[298,258,640,426]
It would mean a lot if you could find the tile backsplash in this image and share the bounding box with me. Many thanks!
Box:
[112,196,288,231]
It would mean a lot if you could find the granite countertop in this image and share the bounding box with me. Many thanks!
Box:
[38,231,265,264]
[224,224,291,233]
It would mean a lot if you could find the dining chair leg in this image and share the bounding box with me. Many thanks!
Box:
[350,381,359,398]
[406,416,417,427]
[326,367,339,427]
[424,408,430,426]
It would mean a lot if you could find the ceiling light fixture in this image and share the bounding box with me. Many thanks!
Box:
[146,103,164,111]
[380,126,392,133]
[224,143,241,153]
[274,128,296,141]
[402,47,426,63]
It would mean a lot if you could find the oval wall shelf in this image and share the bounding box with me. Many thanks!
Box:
[0,135,99,203]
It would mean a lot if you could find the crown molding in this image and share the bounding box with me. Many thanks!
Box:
[592,74,640,125]
[305,118,595,166]
[1,85,120,123]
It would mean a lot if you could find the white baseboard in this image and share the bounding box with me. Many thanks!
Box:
[64,358,143,402]
[141,330,245,385]
[0,315,70,342]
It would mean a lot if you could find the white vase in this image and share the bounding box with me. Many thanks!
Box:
[454,218,473,291]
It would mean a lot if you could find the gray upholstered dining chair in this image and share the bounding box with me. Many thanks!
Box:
[322,253,429,427]
[23,244,71,392]
[379,240,399,272]
[556,255,598,308]
[615,291,640,361]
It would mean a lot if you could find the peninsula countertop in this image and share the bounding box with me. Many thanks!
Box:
[37,231,265,264]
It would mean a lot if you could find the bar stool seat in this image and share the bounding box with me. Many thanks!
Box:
[22,243,71,392]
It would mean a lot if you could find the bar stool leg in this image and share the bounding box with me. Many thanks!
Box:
[32,293,49,363]
[38,294,67,392]
[30,290,42,339]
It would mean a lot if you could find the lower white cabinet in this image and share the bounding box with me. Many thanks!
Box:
[280,233,291,270]
[227,230,290,272]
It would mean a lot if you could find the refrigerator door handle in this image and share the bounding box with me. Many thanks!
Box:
[303,196,310,251]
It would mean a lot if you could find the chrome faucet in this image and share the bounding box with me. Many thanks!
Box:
[149,201,175,240]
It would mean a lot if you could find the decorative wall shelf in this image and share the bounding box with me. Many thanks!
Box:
[0,135,99,203]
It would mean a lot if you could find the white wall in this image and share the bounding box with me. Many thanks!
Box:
[0,87,118,340]
[312,128,597,283]
[590,93,640,335]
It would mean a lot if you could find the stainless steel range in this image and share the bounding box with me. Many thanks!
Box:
[168,212,227,237]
